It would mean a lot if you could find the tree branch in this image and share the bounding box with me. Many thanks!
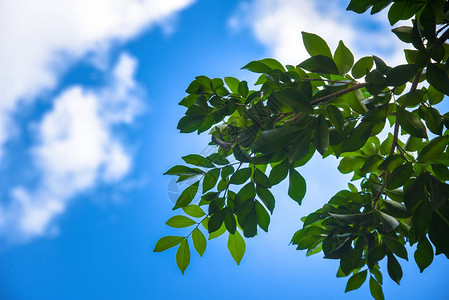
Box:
[310,83,369,106]
[428,27,449,54]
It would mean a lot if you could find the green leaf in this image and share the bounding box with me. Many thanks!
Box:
[177,115,204,133]
[427,63,449,95]
[378,155,404,171]
[334,40,354,74]
[314,115,329,155]
[367,245,386,268]
[298,55,339,75]
[392,26,413,43]
[383,199,411,218]
[396,108,427,139]
[221,165,234,179]
[369,276,385,300]
[413,201,432,239]
[396,90,426,107]
[229,168,252,185]
[404,136,422,152]
[227,231,246,265]
[301,32,332,58]
[370,267,383,285]
[338,156,366,174]
[429,208,449,259]
[203,168,220,192]
[343,90,367,114]
[418,136,449,162]
[425,107,443,135]
[208,209,226,233]
[235,183,255,206]
[377,211,400,232]
[361,155,382,173]
[352,56,374,79]
[208,222,226,240]
[258,58,285,71]
[166,215,197,228]
[385,64,420,86]
[240,206,258,238]
[174,181,200,209]
[288,168,307,205]
[208,153,229,165]
[269,159,289,186]
[384,238,408,260]
[289,124,313,163]
[164,165,203,176]
[330,212,373,224]
[428,176,447,211]
[182,205,206,218]
[255,201,270,232]
[414,235,434,272]
[387,253,403,284]
[242,61,272,73]
[192,228,207,256]
[404,173,427,211]
[224,77,240,94]
[238,81,249,98]
[253,126,301,153]
[256,185,275,214]
[347,0,373,13]
[341,121,373,153]
[428,85,444,105]
[253,168,271,188]
[176,239,190,274]
[326,105,344,133]
[386,163,413,189]
[345,269,367,292]
[154,236,185,252]
[224,208,236,234]
[182,154,215,168]
[274,88,313,113]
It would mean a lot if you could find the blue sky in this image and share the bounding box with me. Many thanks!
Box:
[0,0,447,299]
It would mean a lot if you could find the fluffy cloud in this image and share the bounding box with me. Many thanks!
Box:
[0,53,140,240]
[230,0,405,65]
[0,0,195,242]
[0,0,194,158]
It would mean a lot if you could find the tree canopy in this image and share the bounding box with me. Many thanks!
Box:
[155,0,449,298]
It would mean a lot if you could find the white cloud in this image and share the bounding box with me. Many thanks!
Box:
[230,0,405,66]
[0,53,142,241]
[0,0,194,158]
[0,0,195,242]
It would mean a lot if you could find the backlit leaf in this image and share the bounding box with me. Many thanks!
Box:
[166,216,197,228]
[352,56,374,79]
[227,231,246,265]
[154,236,185,252]
[192,228,207,256]
[176,240,190,274]
[334,40,354,74]
[302,32,332,58]
[345,269,367,292]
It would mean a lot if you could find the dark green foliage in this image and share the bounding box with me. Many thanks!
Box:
[156,2,449,298]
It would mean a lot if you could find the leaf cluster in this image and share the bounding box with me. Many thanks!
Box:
[156,1,449,298]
